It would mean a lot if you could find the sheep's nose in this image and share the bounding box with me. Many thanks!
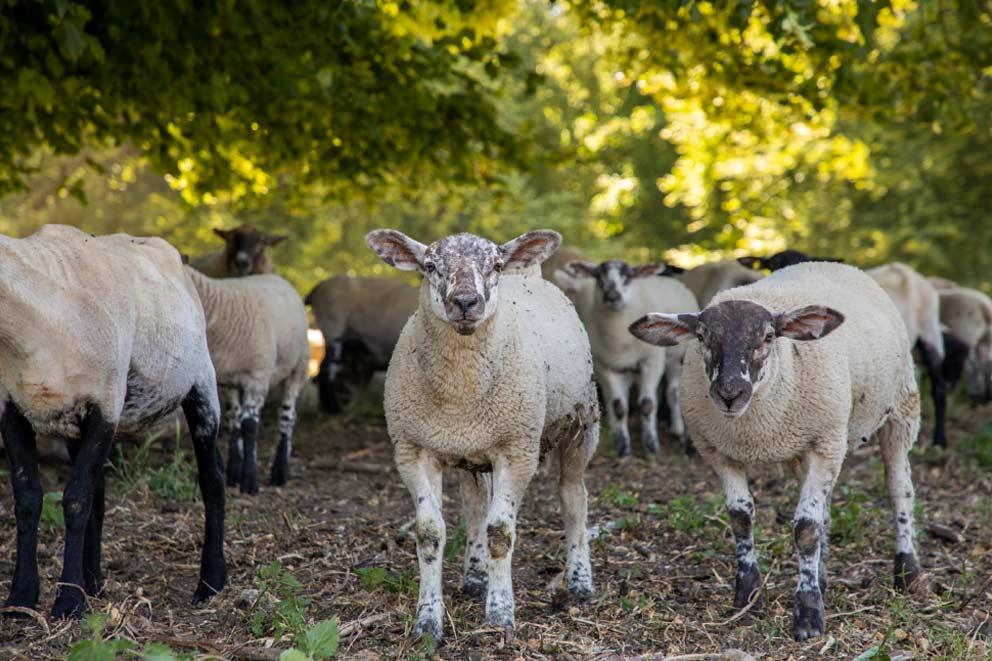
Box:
[604,290,621,303]
[716,383,746,408]
[233,253,252,272]
[454,294,481,315]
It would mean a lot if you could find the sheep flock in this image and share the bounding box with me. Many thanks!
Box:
[1,225,989,653]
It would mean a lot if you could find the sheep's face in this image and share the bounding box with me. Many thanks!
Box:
[366,229,562,336]
[738,250,844,273]
[569,259,679,311]
[629,300,844,417]
[214,225,286,276]
[965,330,992,403]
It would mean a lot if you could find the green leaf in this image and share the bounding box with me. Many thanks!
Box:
[66,641,116,661]
[59,21,87,60]
[279,650,309,661]
[142,642,179,660]
[303,619,339,659]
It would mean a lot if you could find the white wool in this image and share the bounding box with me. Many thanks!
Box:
[867,262,944,357]
[0,225,217,437]
[934,283,992,352]
[684,262,917,465]
[680,260,764,308]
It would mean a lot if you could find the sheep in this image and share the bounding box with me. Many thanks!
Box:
[558,260,698,456]
[185,268,310,494]
[930,281,992,403]
[365,229,599,642]
[540,244,587,281]
[0,224,226,619]
[630,261,922,641]
[737,249,843,272]
[190,224,286,278]
[864,263,948,446]
[680,260,764,308]
[305,276,418,414]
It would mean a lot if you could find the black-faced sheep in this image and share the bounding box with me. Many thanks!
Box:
[185,268,310,494]
[631,262,921,641]
[366,229,599,642]
[190,224,286,278]
[0,225,226,619]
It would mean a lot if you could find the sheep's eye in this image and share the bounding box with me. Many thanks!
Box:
[493,261,503,273]
[424,262,436,274]
[764,332,775,343]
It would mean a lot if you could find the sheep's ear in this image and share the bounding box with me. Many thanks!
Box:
[775,305,845,341]
[737,256,763,270]
[264,234,288,247]
[819,256,844,264]
[629,313,700,347]
[632,263,681,278]
[500,230,561,269]
[213,228,232,241]
[662,264,685,276]
[365,229,427,271]
[567,260,599,278]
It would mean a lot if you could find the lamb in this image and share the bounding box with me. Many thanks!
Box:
[0,225,226,619]
[185,268,310,494]
[365,229,599,642]
[930,281,992,403]
[559,260,698,456]
[305,276,418,414]
[865,263,948,446]
[630,262,921,641]
[679,260,764,307]
[190,224,286,278]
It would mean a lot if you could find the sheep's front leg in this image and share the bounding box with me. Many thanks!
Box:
[637,361,665,454]
[664,351,686,439]
[238,386,266,496]
[271,372,304,487]
[396,445,445,642]
[878,406,922,590]
[485,451,539,632]
[222,388,243,488]
[1,402,42,613]
[598,369,633,457]
[559,424,597,600]
[459,471,491,599]
[52,408,116,620]
[710,452,762,613]
[792,450,843,642]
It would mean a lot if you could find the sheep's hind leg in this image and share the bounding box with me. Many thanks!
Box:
[271,372,304,487]
[599,369,633,458]
[459,471,491,600]
[396,444,445,642]
[51,407,116,620]
[66,438,108,598]
[182,382,228,605]
[880,395,923,590]
[558,421,597,601]
[917,340,948,448]
[637,361,664,455]
[791,450,843,642]
[485,451,539,632]
[1,402,42,614]
[222,388,243,488]
[710,452,763,614]
[238,385,266,496]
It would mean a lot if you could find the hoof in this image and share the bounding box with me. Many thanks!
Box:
[191,572,226,605]
[894,552,922,591]
[269,467,288,487]
[733,566,763,614]
[793,590,826,641]
[411,615,443,644]
[485,603,515,631]
[643,434,660,455]
[240,478,259,496]
[225,467,240,488]
[50,589,86,621]
[567,583,594,603]
[3,589,39,616]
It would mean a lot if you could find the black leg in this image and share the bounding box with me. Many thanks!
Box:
[1,402,42,615]
[317,353,343,415]
[52,406,116,620]
[181,385,227,604]
[917,340,947,448]
[83,466,106,597]
[239,414,260,496]
[222,394,242,488]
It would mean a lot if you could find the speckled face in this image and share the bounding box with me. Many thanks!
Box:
[571,259,671,311]
[421,234,504,335]
[696,301,778,416]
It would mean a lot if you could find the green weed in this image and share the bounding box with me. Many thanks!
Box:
[600,484,639,510]
[829,486,870,545]
[111,422,198,502]
[653,494,723,533]
[247,562,340,659]
[444,520,467,560]
[40,491,64,531]
[957,424,992,471]
[353,566,417,595]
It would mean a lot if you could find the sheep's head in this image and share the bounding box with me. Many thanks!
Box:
[214,225,286,276]
[366,229,561,336]
[629,300,844,417]
[738,250,843,273]
[568,259,683,311]
[966,330,992,403]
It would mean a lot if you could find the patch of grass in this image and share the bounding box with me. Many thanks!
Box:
[353,566,417,595]
[957,424,992,471]
[652,494,723,533]
[345,377,385,420]
[247,561,340,658]
[599,423,617,459]
[600,484,639,510]
[830,486,870,544]
[67,614,199,660]
[111,422,198,502]
[444,520,467,560]
[40,491,63,531]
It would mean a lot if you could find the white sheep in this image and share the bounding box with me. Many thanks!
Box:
[557,260,698,456]
[930,280,992,403]
[365,229,599,642]
[305,275,418,414]
[190,224,286,278]
[0,224,226,619]
[865,263,947,445]
[630,262,922,641]
[185,268,310,494]
[680,260,764,307]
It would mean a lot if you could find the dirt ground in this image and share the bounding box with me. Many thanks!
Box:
[1,390,991,660]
